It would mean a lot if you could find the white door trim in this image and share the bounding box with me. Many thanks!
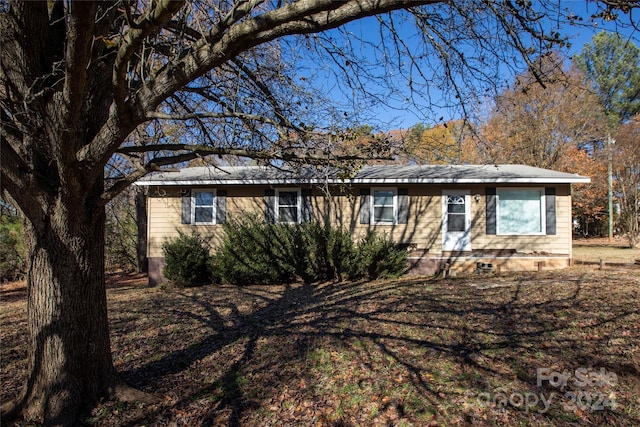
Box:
[442,190,471,252]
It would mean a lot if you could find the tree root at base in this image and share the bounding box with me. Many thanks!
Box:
[0,378,161,425]
[109,381,162,405]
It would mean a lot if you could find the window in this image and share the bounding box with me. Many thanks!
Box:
[192,190,216,224]
[497,188,544,235]
[360,188,408,225]
[276,189,301,223]
[446,195,466,232]
[372,188,397,224]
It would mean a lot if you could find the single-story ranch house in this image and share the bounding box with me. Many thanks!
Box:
[136,164,590,285]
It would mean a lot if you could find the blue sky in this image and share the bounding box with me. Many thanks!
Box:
[299,2,639,132]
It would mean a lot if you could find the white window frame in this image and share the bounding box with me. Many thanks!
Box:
[496,187,546,235]
[192,189,217,225]
[371,187,397,225]
[275,188,301,224]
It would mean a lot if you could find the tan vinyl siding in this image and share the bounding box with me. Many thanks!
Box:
[325,185,443,251]
[146,183,573,258]
[147,187,227,257]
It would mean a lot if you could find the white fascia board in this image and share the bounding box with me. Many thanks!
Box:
[134,179,315,186]
[348,177,591,184]
[135,176,590,186]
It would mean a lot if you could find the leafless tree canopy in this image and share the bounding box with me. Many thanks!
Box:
[2,0,637,207]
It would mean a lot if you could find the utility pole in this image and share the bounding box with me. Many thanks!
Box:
[607,135,615,242]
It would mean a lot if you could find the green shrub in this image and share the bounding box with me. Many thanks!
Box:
[318,223,356,282]
[350,231,408,280]
[0,214,26,282]
[162,231,212,287]
[209,216,406,286]
[294,222,356,283]
[212,216,297,285]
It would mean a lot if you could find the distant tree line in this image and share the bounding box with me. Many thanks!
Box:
[398,32,640,246]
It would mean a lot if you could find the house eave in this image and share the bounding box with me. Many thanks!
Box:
[134,177,591,186]
[133,164,592,187]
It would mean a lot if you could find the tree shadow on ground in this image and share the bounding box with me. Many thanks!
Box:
[107,272,640,426]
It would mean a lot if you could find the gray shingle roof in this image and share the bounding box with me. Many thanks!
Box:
[135,164,590,186]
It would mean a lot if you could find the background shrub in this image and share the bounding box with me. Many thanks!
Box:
[317,223,356,282]
[105,197,138,272]
[104,186,146,273]
[0,212,26,282]
[162,231,212,287]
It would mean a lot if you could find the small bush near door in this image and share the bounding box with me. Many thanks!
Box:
[348,231,409,280]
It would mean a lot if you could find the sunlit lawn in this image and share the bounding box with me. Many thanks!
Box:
[573,237,639,264]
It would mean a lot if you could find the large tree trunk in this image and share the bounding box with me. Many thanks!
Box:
[19,193,117,424]
[1,179,152,425]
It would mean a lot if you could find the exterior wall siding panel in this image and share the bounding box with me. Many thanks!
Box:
[146,183,573,261]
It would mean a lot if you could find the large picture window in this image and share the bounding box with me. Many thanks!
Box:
[276,189,301,224]
[192,190,216,224]
[497,188,544,235]
[372,188,397,224]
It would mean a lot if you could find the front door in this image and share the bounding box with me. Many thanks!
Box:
[442,190,471,251]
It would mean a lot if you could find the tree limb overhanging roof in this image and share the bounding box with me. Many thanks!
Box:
[135,164,591,186]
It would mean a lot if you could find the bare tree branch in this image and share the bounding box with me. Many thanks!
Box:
[0,136,36,214]
[230,57,293,129]
[145,111,289,128]
[137,0,436,114]
[103,142,391,203]
[80,0,436,180]
[116,142,391,163]
[112,0,185,114]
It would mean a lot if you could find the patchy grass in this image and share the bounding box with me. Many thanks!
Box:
[2,268,639,426]
[573,237,640,264]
